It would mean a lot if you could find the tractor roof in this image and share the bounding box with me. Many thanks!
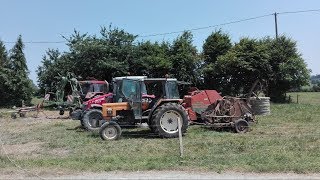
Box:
[112,76,178,82]
[79,80,108,84]
[113,76,147,81]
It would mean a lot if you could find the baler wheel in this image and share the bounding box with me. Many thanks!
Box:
[234,119,249,133]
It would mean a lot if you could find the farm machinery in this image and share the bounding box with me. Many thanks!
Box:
[86,76,189,140]
[10,73,109,119]
[11,71,255,139]
[51,75,109,116]
[70,92,113,130]
[183,89,255,133]
[81,76,255,140]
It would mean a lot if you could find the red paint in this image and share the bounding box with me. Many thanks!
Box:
[183,90,222,121]
[84,93,113,110]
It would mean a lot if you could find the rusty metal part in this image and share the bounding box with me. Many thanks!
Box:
[202,97,255,126]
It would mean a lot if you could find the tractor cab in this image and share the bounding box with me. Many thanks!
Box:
[99,76,188,140]
[110,76,180,119]
[79,80,109,101]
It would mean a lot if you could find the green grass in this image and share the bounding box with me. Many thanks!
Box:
[1,92,320,173]
[287,92,320,105]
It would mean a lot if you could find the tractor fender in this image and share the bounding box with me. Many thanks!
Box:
[90,104,103,109]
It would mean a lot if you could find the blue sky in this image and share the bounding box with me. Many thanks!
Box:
[1,0,319,84]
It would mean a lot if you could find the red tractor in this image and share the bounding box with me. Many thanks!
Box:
[95,76,189,140]
[70,93,113,127]
[70,80,112,130]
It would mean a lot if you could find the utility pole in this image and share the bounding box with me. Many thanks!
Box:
[274,12,278,39]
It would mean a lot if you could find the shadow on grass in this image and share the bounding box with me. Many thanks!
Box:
[80,127,160,140]
[121,129,160,139]
[65,125,87,132]
[201,125,232,132]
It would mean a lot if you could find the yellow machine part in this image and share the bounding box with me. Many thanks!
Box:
[102,102,131,120]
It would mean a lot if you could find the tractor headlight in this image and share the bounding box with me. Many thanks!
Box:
[107,108,113,116]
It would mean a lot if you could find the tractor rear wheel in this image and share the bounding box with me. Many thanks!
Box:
[82,109,103,131]
[234,119,249,133]
[151,103,188,138]
[99,121,122,140]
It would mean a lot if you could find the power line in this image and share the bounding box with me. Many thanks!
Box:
[278,8,320,15]
[2,9,320,44]
[138,13,274,38]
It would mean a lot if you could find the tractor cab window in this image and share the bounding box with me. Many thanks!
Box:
[81,83,108,94]
[92,84,108,93]
[141,83,147,95]
[116,79,142,103]
[122,80,138,98]
[166,81,180,99]
[145,81,164,99]
[81,84,91,95]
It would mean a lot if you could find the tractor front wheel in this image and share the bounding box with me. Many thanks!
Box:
[82,109,103,131]
[151,103,188,138]
[99,121,122,140]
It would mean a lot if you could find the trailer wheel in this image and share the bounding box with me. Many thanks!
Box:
[99,121,122,140]
[234,119,249,133]
[82,109,103,131]
[151,103,188,138]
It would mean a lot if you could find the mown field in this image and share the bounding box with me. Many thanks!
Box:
[0,92,320,174]
[287,92,320,105]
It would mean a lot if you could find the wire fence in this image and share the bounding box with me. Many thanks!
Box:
[286,93,320,105]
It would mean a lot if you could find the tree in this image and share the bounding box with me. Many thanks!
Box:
[169,31,198,83]
[311,74,320,84]
[203,30,232,64]
[262,36,310,101]
[37,26,138,91]
[8,35,33,105]
[205,35,310,102]
[0,40,8,68]
[202,30,232,89]
[209,38,270,96]
[0,40,12,106]
[36,49,62,94]
[133,41,171,77]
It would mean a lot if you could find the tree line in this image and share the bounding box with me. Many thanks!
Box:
[295,75,320,92]
[0,26,310,106]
